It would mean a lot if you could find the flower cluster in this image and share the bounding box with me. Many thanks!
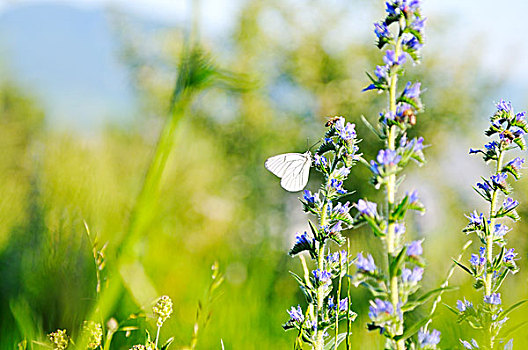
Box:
[48,329,69,350]
[454,101,527,349]
[284,116,359,349]
[83,321,103,350]
[354,1,442,349]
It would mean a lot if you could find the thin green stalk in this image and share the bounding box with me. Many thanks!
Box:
[334,251,344,348]
[346,239,352,350]
[485,150,504,349]
[315,203,329,350]
[386,28,405,350]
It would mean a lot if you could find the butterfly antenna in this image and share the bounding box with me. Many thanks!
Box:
[308,140,320,152]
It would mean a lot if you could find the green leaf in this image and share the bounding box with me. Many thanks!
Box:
[415,286,457,305]
[160,337,174,350]
[394,316,429,341]
[324,333,348,350]
[453,259,474,276]
[499,299,528,319]
[361,115,384,140]
[500,321,528,339]
[389,246,408,277]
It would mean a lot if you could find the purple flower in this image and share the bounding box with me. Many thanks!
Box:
[401,267,424,284]
[484,293,502,305]
[331,201,351,216]
[330,179,347,194]
[494,223,510,237]
[515,111,526,122]
[368,298,394,320]
[407,190,419,203]
[334,118,357,141]
[326,252,339,264]
[313,269,332,285]
[402,33,423,51]
[287,305,304,323]
[333,167,351,179]
[460,339,479,350]
[456,298,473,312]
[418,328,440,348]
[496,99,513,113]
[329,221,343,233]
[466,210,484,225]
[338,298,348,312]
[491,172,507,184]
[314,154,328,168]
[370,160,381,176]
[395,223,406,235]
[383,50,406,66]
[294,232,313,246]
[377,149,401,166]
[355,252,377,272]
[470,253,485,267]
[407,240,423,257]
[477,180,491,192]
[484,141,498,151]
[356,199,378,217]
[402,81,421,99]
[303,190,316,204]
[412,137,424,152]
[410,17,426,33]
[374,22,391,39]
[508,157,524,171]
[375,65,389,80]
[503,197,518,211]
[504,248,517,263]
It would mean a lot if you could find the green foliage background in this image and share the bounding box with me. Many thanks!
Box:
[1,1,528,349]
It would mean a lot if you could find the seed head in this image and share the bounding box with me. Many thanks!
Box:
[83,321,103,349]
[48,329,69,350]
[153,295,173,327]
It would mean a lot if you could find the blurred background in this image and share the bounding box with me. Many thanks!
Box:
[1,0,528,348]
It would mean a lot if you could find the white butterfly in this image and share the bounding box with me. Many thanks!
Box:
[265,151,312,192]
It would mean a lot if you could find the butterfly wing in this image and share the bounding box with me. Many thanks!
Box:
[265,152,311,192]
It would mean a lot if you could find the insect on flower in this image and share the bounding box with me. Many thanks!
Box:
[265,151,312,192]
[325,116,342,127]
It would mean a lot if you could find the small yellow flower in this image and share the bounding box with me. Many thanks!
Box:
[129,345,146,350]
[153,295,173,327]
[83,321,103,349]
[48,329,69,350]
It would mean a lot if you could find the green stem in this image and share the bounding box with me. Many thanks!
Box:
[386,26,405,350]
[485,151,504,349]
[314,203,329,350]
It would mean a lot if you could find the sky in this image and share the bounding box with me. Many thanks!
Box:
[0,0,526,130]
